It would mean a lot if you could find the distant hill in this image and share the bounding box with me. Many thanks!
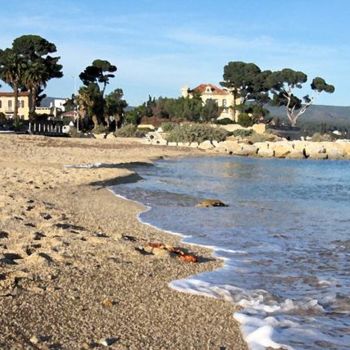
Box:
[266,105,350,129]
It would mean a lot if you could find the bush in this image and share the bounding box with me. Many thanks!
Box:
[115,124,146,138]
[247,131,278,143]
[238,113,254,127]
[216,118,234,125]
[92,124,108,134]
[231,129,253,138]
[311,132,333,142]
[161,122,177,132]
[166,124,228,144]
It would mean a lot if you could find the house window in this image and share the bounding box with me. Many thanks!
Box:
[21,100,24,108]
[8,100,12,108]
[0,100,2,108]
[222,99,227,107]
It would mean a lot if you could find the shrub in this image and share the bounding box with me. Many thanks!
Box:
[247,131,278,143]
[166,124,228,144]
[231,129,253,138]
[216,118,234,125]
[115,124,146,138]
[311,132,333,142]
[92,124,108,134]
[161,122,177,132]
[238,113,254,127]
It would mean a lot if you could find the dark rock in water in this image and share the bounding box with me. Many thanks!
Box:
[196,199,228,208]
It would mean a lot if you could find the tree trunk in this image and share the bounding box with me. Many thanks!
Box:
[92,114,99,129]
[13,83,19,121]
[232,90,237,122]
[29,87,37,115]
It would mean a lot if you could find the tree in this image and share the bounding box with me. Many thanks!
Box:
[220,61,262,119]
[0,35,63,120]
[0,48,25,120]
[105,88,128,128]
[12,35,63,115]
[77,83,104,127]
[267,69,335,127]
[79,59,117,127]
[201,99,220,122]
[79,59,117,96]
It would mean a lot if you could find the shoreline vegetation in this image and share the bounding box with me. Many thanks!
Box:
[0,135,247,349]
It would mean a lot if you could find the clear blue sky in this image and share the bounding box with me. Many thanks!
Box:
[1,0,349,106]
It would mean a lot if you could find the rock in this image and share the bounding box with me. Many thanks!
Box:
[179,254,198,263]
[198,140,215,150]
[30,336,39,344]
[101,298,114,308]
[97,337,119,346]
[105,133,116,140]
[196,199,228,208]
[152,247,171,257]
[271,144,292,158]
[234,144,258,156]
[326,148,344,160]
[257,148,275,158]
[304,143,327,159]
[251,123,266,134]
[285,150,305,159]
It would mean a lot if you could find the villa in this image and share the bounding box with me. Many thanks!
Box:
[181,83,241,121]
[0,91,30,120]
[0,92,67,119]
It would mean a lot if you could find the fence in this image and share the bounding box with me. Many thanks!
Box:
[28,121,68,137]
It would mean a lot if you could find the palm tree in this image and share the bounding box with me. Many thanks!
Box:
[0,48,25,120]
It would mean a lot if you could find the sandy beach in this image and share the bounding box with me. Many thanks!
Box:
[0,135,247,350]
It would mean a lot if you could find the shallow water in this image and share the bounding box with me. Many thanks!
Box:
[111,156,350,350]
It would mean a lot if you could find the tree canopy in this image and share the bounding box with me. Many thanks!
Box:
[0,34,63,119]
[78,59,119,128]
[221,61,335,127]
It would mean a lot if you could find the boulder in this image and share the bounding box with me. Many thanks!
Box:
[251,123,266,134]
[105,133,116,140]
[198,140,215,150]
[285,150,305,159]
[232,144,257,156]
[196,199,228,208]
[271,143,292,158]
[305,143,327,159]
[324,144,345,160]
[257,148,275,158]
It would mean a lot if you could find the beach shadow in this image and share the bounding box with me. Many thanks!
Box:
[89,172,144,188]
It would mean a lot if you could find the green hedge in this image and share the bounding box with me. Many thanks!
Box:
[166,124,228,144]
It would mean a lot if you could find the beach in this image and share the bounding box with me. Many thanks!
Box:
[0,135,247,350]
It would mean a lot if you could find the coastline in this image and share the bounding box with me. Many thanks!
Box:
[0,135,247,349]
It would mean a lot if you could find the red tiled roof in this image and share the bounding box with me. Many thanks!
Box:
[192,84,229,95]
[0,91,30,97]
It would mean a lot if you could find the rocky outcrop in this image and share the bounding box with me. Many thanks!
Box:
[143,128,350,161]
[196,199,228,208]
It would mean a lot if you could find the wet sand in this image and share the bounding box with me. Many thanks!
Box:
[0,135,247,350]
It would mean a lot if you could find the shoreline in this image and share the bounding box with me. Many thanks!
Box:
[0,135,247,349]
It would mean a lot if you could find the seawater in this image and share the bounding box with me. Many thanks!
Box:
[110,156,350,350]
